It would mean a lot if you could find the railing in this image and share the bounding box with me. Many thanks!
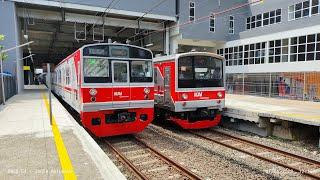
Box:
[0,74,17,104]
[226,72,320,102]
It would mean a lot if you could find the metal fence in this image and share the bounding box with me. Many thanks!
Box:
[0,74,17,104]
[226,72,320,102]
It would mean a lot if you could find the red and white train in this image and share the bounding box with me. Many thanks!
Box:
[153,52,225,129]
[52,43,154,137]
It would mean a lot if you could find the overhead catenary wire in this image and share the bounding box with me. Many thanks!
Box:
[116,0,171,36]
[131,0,217,45]
[76,0,121,38]
[130,0,263,44]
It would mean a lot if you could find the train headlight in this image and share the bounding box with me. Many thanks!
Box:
[144,87,150,94]
[217,92,223,98]
[181,93,188,100]
[89,88,97,96]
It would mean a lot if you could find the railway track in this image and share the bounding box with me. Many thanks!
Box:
[105,136,202,180]
[188,129,320,179]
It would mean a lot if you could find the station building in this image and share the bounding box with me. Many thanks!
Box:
[0,0,320,102]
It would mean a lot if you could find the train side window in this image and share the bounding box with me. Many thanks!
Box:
[62,67,65,85]
[59,70,61,84]
[66,66,70,85]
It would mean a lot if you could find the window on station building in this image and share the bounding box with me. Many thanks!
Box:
[311,0,320,15]
[229,16,234,34]
[189,1,195,21]
[217,49,224,56]
[254,42,266,64]
[290,33,320,62]
[223,34,320,67]
[233,46,244,65]
[209,14,215,32]
[289,0,320,20]
[224,42,265,66]
[269,39,289,63]
[246,9,281,30]
[224,48,229,66]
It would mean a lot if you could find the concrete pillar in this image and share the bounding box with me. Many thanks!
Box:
[0,1,23,93]
[14,6,24,93]
[165,28,170,55]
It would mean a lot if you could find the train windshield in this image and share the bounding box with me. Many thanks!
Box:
[178,56,223,88]
[84,58,111,83]
[83,58,152,83]
[130,61,152,82]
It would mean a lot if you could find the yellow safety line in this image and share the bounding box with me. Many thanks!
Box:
[42,93,77,180]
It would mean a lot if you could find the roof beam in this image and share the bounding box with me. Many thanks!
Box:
[17,8,164,30]
[13,0,176,21]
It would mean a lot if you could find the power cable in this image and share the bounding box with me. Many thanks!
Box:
[116,0,171,36]
[76,0,121,39]
[131,0,263,44]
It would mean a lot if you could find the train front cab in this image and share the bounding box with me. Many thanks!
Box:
[80,44,154,137]
[154,52,225,129]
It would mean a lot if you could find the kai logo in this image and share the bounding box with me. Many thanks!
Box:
[194,92,202,97]
[114,91,122,96]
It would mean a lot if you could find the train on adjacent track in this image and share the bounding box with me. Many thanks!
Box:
[52,42,225,136]
[153,52,225,129]
[52,43,154,137]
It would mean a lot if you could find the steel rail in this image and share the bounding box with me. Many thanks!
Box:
[105,140,148,180]
[188,130,320,179]
[133,136,202,180]
[211,129,320,166]
[105,137,202,180]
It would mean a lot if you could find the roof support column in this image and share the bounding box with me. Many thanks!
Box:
[165,24,170,55]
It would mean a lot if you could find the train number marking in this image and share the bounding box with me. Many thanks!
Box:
[114,91,123,96]
[194,92,203,97]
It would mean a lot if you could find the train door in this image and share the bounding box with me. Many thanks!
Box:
[75,62,80,111]
[164,66,171,105]
[112,60,130,108]
[70,59,77,109]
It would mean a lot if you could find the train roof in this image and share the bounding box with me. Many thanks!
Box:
[81,43,153,54]
[153,51,224,63]
[57,43,153,66]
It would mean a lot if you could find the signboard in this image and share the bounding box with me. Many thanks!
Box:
[23,66,31,71]
[35,68,43,74]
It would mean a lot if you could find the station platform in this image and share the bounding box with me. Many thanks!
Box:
[223,94,320,146]
[0,85,125,179]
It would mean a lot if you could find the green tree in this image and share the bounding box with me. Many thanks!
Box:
[0,34,8,60]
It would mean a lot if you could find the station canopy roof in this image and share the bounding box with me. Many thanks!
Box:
[16,2,175,67]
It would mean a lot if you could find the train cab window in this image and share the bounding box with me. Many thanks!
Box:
[130,61,152,82]
[84,58,110,83]
[178,56,193,80]
[178,56,223,88]
[194,56,222,80]
[113,62,128,83]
